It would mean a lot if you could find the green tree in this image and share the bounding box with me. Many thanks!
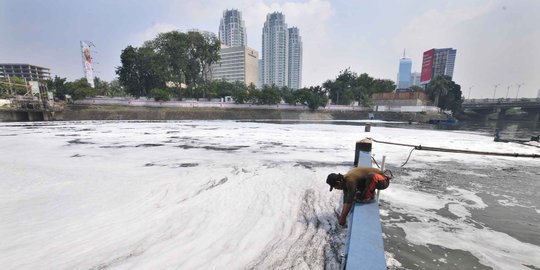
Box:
[116,45,167,97]
[10,76,29,95]
[323,69,356,105]
[0,79,8,98]
[93,77,110,96]
[258,84,282,105]
[66,78,95,100]
[187,31,221,87]
[247,87,261,104]
[296,86,329,110]
[231,83,251,104]
[280,86,297,105]
[438,79,463,114]
[409,85,424,92]
[371,79,395,93]
[426,75,451,107]
[206,80,235,99]
[116,30,221,98]
[47,76,69,100]
[150,31,191,85]
[117,46,145,97]
[426,75,463,114]
[107,80,127,97]
[150,88,170,101]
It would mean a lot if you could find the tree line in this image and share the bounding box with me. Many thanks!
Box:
[1,29,464,113]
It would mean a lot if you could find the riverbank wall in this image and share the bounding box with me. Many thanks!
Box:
[48,105,445,122]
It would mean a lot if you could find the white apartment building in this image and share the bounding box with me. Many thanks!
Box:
[287,27,302,89]
[218,9,247,48]
[262,12,289,87]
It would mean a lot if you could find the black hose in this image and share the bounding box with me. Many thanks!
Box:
[368,138,538,159]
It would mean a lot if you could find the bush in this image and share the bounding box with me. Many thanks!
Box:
[150,88,170,101]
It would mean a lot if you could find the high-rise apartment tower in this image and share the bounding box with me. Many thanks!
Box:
[219,9,247,47]
[262,12,289,87]
[261,12,302,89]
[287,27,302,89]
[420,48,457,84]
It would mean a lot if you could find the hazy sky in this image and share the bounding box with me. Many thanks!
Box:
[1,0,539,98]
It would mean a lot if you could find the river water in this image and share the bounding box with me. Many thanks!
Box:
[0,120,538,269]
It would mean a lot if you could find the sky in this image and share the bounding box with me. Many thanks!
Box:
[1,120,539,269]
[1,0,539,98]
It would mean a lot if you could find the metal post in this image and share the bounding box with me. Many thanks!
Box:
[493,83,500,99]
[7,74,13,95]
[505,85,512,99]
[377,156,386,198]
[354,138,372,167]
[516,83,524,99]
[468,86,474,99]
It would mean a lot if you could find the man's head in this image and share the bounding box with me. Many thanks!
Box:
[326,173,344,191]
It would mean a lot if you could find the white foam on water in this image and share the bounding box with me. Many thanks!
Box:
[385,251,402,268]
[0,121,538,269]
[400,221,540,270]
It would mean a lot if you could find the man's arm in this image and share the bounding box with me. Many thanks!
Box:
[339,203,352,225]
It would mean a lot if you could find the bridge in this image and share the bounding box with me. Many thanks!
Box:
[462,98,540,122]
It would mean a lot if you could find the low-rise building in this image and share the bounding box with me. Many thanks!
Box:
[372,91,430,106]
[0,63,51,95]
[212,45,259,86]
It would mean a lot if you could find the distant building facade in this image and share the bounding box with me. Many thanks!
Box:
[372,91,430,106]
[261,12,303,89]
[420,48,457,84]
[287,27,302,89]
[397,50,412,90]
[0,63,51,81]
[0,63,51,94]
[218,9,247,47]
[212,45,259,86]
[410,72,421,87]
[262,12,289,87]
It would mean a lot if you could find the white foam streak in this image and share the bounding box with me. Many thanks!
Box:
[0,121,538,269]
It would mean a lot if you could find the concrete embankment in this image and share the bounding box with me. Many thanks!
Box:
[0,104,449,122]
[47,105,447,122]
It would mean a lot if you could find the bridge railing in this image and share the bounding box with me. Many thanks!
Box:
[342,139,386,270]
[464,98,540,104]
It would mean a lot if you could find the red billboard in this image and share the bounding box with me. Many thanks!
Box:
[420,49,435,84]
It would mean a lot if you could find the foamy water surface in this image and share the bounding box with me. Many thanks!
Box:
[0,120,538,269]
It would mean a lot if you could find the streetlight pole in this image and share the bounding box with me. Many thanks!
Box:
[515,83,524,99]
[493,83,500,99]
[468,86,474,99]
[505,84,512,99]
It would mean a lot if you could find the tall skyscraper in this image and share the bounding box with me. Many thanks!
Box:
[219,9,247,47]
[262,12,289,87]
[397,49,412,90]
[420,48,457,84]
[287,27,302,89]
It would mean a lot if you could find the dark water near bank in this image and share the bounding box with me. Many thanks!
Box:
[250,119,540,141]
